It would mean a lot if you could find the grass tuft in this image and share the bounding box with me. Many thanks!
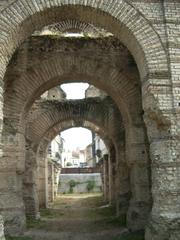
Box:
[113,231,144,240]
[40,208,64,218]
[6,236,33,240]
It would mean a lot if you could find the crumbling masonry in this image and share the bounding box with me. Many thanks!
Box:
[0,1,179,240]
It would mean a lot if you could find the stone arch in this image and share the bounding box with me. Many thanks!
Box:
[26,98,124,150]
[36,119,116,207]
[0,0,167,81]
[37,119,113,161]
[0,2,176,239]
[38,20,107,35]
[27,98,146,229]
[4,37,144,178]
[3,36,151,234]
[4,37,140,128]
[26,96,124,203]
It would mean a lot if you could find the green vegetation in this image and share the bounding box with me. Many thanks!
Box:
[86,180,96,192]
[104,214,126,227]
[68,179,79,193]
[66,162,73,167]
[26,217,45,229]
[6,236,33,240]
[113,231,144,240]
[67,179,96,194]
[40,208,64,218]
[89,205,116,218]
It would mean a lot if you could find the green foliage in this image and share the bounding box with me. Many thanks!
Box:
[104,214,126,227]
[66,162,72,166]
[68,180,78,193]
[26,217,45,229]
[6,236,33,240]
[40,208,64,218]
[113,231,144,240]
[86,180,96,192]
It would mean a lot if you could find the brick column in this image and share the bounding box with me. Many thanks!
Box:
[0,216,5,240]
[115,142,130,217]
[108,146,116,205]
[145,138,180,240]
[0,132,26,235]
[38,156,48,208]
[126,126,151,231]
[23,142,39,219]
[0,169,26,236]
[48,161,55,203]
[103,154,109,202]
[142,10,180,234]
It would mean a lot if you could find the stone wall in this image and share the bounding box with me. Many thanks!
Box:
[0,1,179,239]
[59,173,102,194]
[48,159,61,204]
[28,97,127,209]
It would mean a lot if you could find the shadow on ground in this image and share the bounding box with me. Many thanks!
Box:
[6,193,144,240]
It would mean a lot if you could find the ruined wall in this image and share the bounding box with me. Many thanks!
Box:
[26,96,150,231]
[26,97,125,207]
[59,173,102,194]
[3,32,150,236]
[0,1,179,239]
[48,159,61,204]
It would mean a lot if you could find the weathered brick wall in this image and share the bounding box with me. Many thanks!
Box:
[26,96,150,230]
[0,1,179,239]
[23,142,39,219]
[26,97,124,146]
[4,37,147,230]
[26,96,123,205]
[4,36,144,183]
[48,159,61,203]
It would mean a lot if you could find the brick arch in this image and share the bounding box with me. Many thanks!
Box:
[36,119,121,214]
[40,20,105,35]
[0,0,167,81]
[5,52,140,129]
[26,98,123,150]
[38,120,113,156]
[31,101,133,230]
[0,2,174,238]
[3,36,151,233]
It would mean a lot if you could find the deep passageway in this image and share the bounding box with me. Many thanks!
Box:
[22,194,144,240]
[1,2,179,240]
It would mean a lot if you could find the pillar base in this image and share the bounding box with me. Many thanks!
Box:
[0,216,5,240]
[145,214,180,240]
[116,192,130,217]
[127,201,150,231]
[0,171,26,236]
[3,209,26,236]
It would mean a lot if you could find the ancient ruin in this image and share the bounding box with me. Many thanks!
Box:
[0,1,179,240]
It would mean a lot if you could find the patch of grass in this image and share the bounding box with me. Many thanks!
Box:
[113,231,144,240]
[93,215,127,229]
[26,217,45,229]
[86,180,96,192]
[97,206,116,216]
[6,236,33,240]
[40,208,64,218]
[104,214,126,227]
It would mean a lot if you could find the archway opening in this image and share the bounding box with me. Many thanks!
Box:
[61,83,89,100]
[37,127,126,240]
[0,3,164,238]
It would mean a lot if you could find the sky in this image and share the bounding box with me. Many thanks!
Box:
[61,83,89,99]
[61,127,92,151]
[60,83,92,150]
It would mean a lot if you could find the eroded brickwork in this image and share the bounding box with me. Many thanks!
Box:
[0,1,179,239]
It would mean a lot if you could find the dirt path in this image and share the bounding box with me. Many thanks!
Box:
[24,193,142,240]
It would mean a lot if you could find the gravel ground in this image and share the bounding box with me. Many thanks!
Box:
[24,193,129,240]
